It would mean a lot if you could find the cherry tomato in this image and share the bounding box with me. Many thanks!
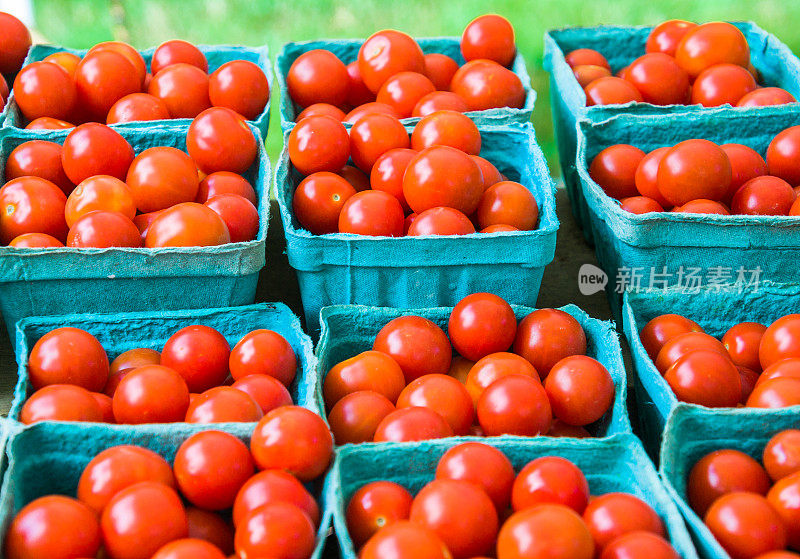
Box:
[640,314,704,360]
[101,481,188,559]
[87,41,146,86]
[573,65,612,88]
[583,493,665,549]
[112,364,190,423]
[229,329,296,385]
[350,113,410,173]
[186,507,234,554]
[287,49,348,108]
[0,176,68,245]
[691,63,756,107]
[209,60,269,120]
[250,405,332,480]
[148,63,211,118]
[435,441,514,512]
[232,374,292,414]
[423,53,459,90]
[412,91,468,117]
[20,384,103,424]
[647,20,698,57]
[620,196,663,214]
[343,61,374,107]
[6,140,73,195]
[369,148,415,210]
[447,355,474,384]
[287,114,350,175]
[512,456,589,513]
[26,117,74,130]
[336,189,404,236]
[410,478,498,559]
[107,93,170,124]
[373,315,452,382]
[92,389,113,422]
[62,123,135,184]
[677,199,731,215]
[447,292,516,361]
[585,77,644,106]
[747,377,800,408]
[324,350,405,407]
[235,502,315,559]
[513,308,587,378]
[403,145,483,214]
[358,30,425,93]
[477,374,552,436]
[590,145,646,200]
[28,326,108,390]
[74,50,140,121]
[65,175,135,226]
[731,175,795,215]
[205,193,259,242]
[4,496,100,559]
[77,445,175,513]
[600,532,680,559]
[465,351,539,403]
[232,469,320,527]
[67,210,142,248]
[738,87,797,107]
[373,406,453,442]
[461,14,516,67]
[329,390,395,444]
[720,143,768,202]
[187,107,258,174]
[377,71,435,118]
[634,147,673,207]
[13,61,76,121]
[545,355,614,426]
[42,51,81,77]
[145,202,231,247]
[296,102,345,122]
[411,109,480,155]
[293,172,356,235]
[110,347,160,375]
[360,520,450,559]
[704,492,786,559]
[8,232,64,248]
[498,504,595,559]
[152,538,225,559]
[549,419,592,438]
[656,139,731,206]
[477,180,539,230]
[0,11,30,74]
[407,206,475,236]
[767,126,800,186]
[339,164,371,192]
[757,359,800,389]
[655,331,727,373]
[675,22,750,79]
[472,155,503,189]
[451,59,526,110]
[625,53,690,105]
[764,430,800,482]
[196,171,257,205]
[721,322,767,373]
[185,386,263,423]
[397,374,474,435]
[664,350,741,407]
[151,40,208,75]
[344,101,399,124]
[760,314,800,369]
[565,49,610,69]
[346,481,413,548]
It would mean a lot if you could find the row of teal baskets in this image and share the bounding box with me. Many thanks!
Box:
[0,21,799,558]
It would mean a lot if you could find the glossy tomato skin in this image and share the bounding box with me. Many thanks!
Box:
[448,292,516,361]
[359,520,450,559]
[4,496,100,559]
[620,196,664,214]
[451,59,526,110]
[477,180,539,230]
[101,481,189,559]
[187,507,235,552]
[324,350,405,407]
[656,139,731,206]
[397,374,474,435]
[590,144,646,200]
[634,147,672,207]
[573,64,612,88]
[288,114,350,176]
[656,332,730,373]
[477,374,552,436]
[545,355,615,426]
[229,329,296,385]
[423,53,459,90]
[403,145,483,215]
[145,202,231,247]
[67,211,143,248]
[688,448,770,516]
[691,63,757,107]
[288,49,348,108]
[65,175,135,226]
[647,20,698,57]
[461,14,516,67]
[20,384,103,424]
[151,538,226,559]
[160,324,230,393]
[358,30,425,93]
[196,171,257,204]
[350,113,410,173]
[436,441,515,511]
[75,50,140,120]
[345,60,375,106]
[338,190,405,236]
[411,110,481,155]
[232,373,292,414]
[512,456,590,513]
[407,207,476,236]
[87,41,146,86]
[472,155,503,189]
[232,469,320,527]
[723,322,767,372]
[62,123,135,184]
[664,350,741,407]
[148,63,211,118]
[738,87,797,107]
[346,481,413,547]
[77,445,175,513]
[107,93,170,124]
[746,377,800,408]
[235,502,316,559]
[373,406,454,442]
[566,49,610,69]
[185,386,263,423]
[126,146,199,213]
[624,53,690,105]
[732,175,795,215]
[187,107,258,174]
[465,351,539,404]
[369,148,415,210]
[582,493,665,549]
[13,61,76,121]
[373,315,452,382]
[675,22,750,79]
[26,116,74,130]
[205,194,259,242]
[513,308,587,378]
[151,40,208,75]
[497,504,595,559]
[584,77,644,106]
[28,326,109,391]
[767,126,800,186]
[209,60,269,120]
[296,102,345,122]
[8,232,64,247]
[377,71,435,118]
[704,492,787,559]
[639,314,703,360]
[600,532,680,559]
[344,101,399,124]
[293,172,356,235]
[250,405,333,480]
[760,314,800,369]
[0,177,68,244]
[413,91,469,117]
[6,140,73,195]
[42,51,81,77]
[112,364,190,424]
[720,143,768,202]
[0,11,31,74]
[764,430,800,482]
[329,390,395,444]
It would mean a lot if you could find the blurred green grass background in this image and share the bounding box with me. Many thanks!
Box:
[31,0,800,174]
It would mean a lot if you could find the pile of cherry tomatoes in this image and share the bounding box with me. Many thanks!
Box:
[0,11,31,112]
[5,416,331,559]
[286,15,525,121]
[0,109,260,248]
[11,38,268,128]
[290,110,539,236]
[346,441,680,559]
[567,20,796,109]
[20,323,298,424]
[590,124,800,216]
[640,312,800,408]
[323,293,615,443]
[686,429,800,557]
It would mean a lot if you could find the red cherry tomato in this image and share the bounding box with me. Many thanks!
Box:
[196,171,257,205]
[465,351,539,404]
[590,145,646,200]
[74,50,140,121]
[358,30,425,93]
[229,329,296,385]
[448,292,516,361]
[112,364,190,423]
[350,112,410,172]
[13,61,76,121]
[20,384,103,424]
[209,60,269,120]
[691,63,756,107]
[151,538,225,559]
[28,326,108,391]
[344,101,399,124]
[498,504,595,559]
[451,59,526,110]
[565,49,610,69]
[87,41,147,86]
[65,175,135,226]
[436,441,515,512]
[187,107,258,174]
[346,481,413,547]
[664,350,741,407]
[288,114,350,175]
[764,430,800,482]
[768,472,800,550]
[675,22,750,79]
[145,202,231,247]
[412,91,469,117]
[288,49,348,108]
[655,331,727,373]
[746,377,800,408]
[461,14,516,67]
[760,314,800,369]
[397,374,474,435]
[377,71,435,118]
[472,155,503,189]
[403,145,483,214]
[545,355,614,426]
[110,347,159,375]
[160,324,230,393]
[722,322,767,372]
[67,210,142,248]
[687,449,771,516]
[148,63,211,118]
[232,469,320,527]
[4,496,100,559]
[26,117,74,130]
[360,520,450,559]
[737,87,797,107]
[231,374,292,414]
[185,386,263,423]
[0,11,31,74]
[600,532,680,559]
[250,405,332,480]
[107,93,170,124]
[477,180,539,230]
[323,350,405,407]
[625,53,690,105]
[767,126,800,186]
[512,456,589,513]
[411,109,481,155]
[77,445,175,513]
[406,207,475,236]
[720,143,768,202]
[101,481,188,559]
[373,406,453,442]
[296,102,345,122]
[656,139,731,206]
[151,40,208,75]
[8,233,64,248]
[369,148,415,210]
[205,194,259,242]
[677,199,731,215]
[235,502,315,559]
[42,51,81,77]
[0,176,68,244]
[373,315,452,383]
[338,190,405,236]
[620,196,664,214]
[477,374,551,436]
[646,20,698,57]
[583,493,665,549]
[339,164,371,192]
[329,390,395,444]
[83,392,113,421]
[513,308,587,378]
[423,53,459,90]
[573,65,612,88]
[62,123,135,184]
[634,147,672,207]
[345,60,375,106]
[704,492,787,559]
[585,77,644,106]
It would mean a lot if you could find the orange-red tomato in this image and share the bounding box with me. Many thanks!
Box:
[646,20,698,57]
[436,441,515,512]
[377,71,435,118]
[8,233,64,248]
[477,180,539,230]
[151,539,226,559]
[411,110,481,155]
[350,112,410,173]
[403,145,483,215]
[324,350,405,407]
[732,175,795,215]
[720,143,768,202]
[370,148,416,211]
[545,355,614,426]
[764,430,800,483]
[296,102,345,122]
[583,493,666,549]
[339,164,371,192]
[5,140,73,195]
[209,60,269,120]
[767,473,800,549]
[148,63,211,118]
[738,87,797,107]
[423,53,460,90]
[65,175,136,227]
[471,155,503,189]
[722,322,767,372]
[512,456,589,513]
[196,171,257,205]
[232,469,320,528]
[358,30,425,93]
[450,59,526,110]
[62,123,135,184]
[288,114,350,176]
[677,199,731,215]
[600,532,680,559]
[585,77,643,106]
[747,377,800,408]
[654,331,728,373]
[87,41,147,86]
[573,65,612,88]
[205,194,259,242]
[406,207,475,236]
[704,492,787,559]
[107,93,170,124]
[373,406,454,442]
[0,11,31,75]
[691,63,756,107]
[0,177,68,244]
[26,117,74,130]
[397,374,474,435]
[187,107,258,174]
[656,139,731,206]
[229,329,297,385]
[461,14,516,67]
[465,351,539,404]
[159,324,231,393]
[67,210,143,248]
[640,314,704,360]
[477,374,552,436]
[344,101,399,124]
[498,504,595,559]
[760,314,800,369]
[767,126,800,186]
[235,503,316,559]
[151,39,208,75]
[412,91,469,117]
[624,53,690,105]
[185,386,263,423]
[231,374,292,414]
[513,308,587,378]
[448,292,516,361]
[345,60,375,107]
[20,384,103,424]
[565,48,610,69]
[13,61,77,121]
[635,147,672,208]
[590,144,646,200]
[338,190,405,236]
[359,520,450,559]
[74,50,140,121]
[373,315,452,383]
[28,326,109,391]
[112,364,190,423]
[620,196,664,214]
[145,202,231,247]
[329,390,395,444]
[346,481,413,548]
[287,49,348,108]
[664,350,741,407]
[675,22,750,79]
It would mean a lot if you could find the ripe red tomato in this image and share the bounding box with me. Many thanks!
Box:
[411,110,481,155]
[148,63,211,118]
[565,49,610,69]
[747,377,800,408]
[110,347,160,375]
[339,164,371,192]
[160,324,230,393]
[0,11,31,74]
[677,199,730,215]
[397,374,474,435]
[187,107,258,174]
[590,144,646,200]
[767,126,800,186]
[373,315,452,382]
[8,233,64,248]
[350,113,410,172]
[346,481,413,547]
[662,335,730,376]
[185,386,263,423]
[512,456,590,513]
[344,101,399,124]
[232,469,320,527]
[436,441,514,512]
[498,504,595,559]
[288,49,348,108]
[583,493,665,549]
[13,61,76,121]
[231,374,292,414]
[205,194,259,242]
[250,405,332,480]
[196,171,257,204]
[0,176,68,244]
[151,538,226,559]
[675,22,750,79]
[92,389,112,422]
[461,14,516,67]
[656,139,731,206]
[4,496,100,559]
[624,53,690,105]
[338,190,405,236]
[704,492,787,559]
[377,72,435,118]
[373,406,454,442]
[477,374,551,436]
[345,60,375,106]
[112,364,190,423]
[229,329,296,385]
[62,123,135,184]
[513,308,587,378]
[664,350,741,407]
[359,520,450,559]
[20,384,103,424]
[410,479,499,558]
[412,91,469,117]
[65,175,135,226]
[731,176,796,215]
[720,143,768,202]
[296,103,345,122]
[646,20,698,57]
[77,445,175,513]
[738,87,797,107]
[28,326,108,391]
[43,51,81,77]
[287,114,350,175]
[765,430,800,482]
[145,202,231,247]
[472,155,503,189]
[573,65,612,88]
[358,30,425,93]
[465,351,539,403]
[687,448,770,517]
[600,532,680,559]
[26,117,74,130]
[639,314,703,360]
[545,355,614,426]
[107,93,170,124]
[87,41,147,86]
[758,359,800,387]
[209,60,269,120]
[151,40,208,75]
[451,59,526,110]
[423,53,459,90]
[329,390,395,444]
[620,196,663,214]
[448,292,516,361]
[477,180,539,230]
[235,502,315,559]
[174,430,253,510]
[370,148,416,210]
[406,207,475,236]
[760,314,800,369]
[67,210,143,248]
[403,145,483,214]
[634,147,672,208]
[722,322,767,372]
[74,50,140,120]
[585,77,644,106]
[691,63,756,107]
[324,350,405,407]
[101,481,188,559]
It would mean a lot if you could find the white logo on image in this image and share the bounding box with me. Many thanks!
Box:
[578,263,608,296]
